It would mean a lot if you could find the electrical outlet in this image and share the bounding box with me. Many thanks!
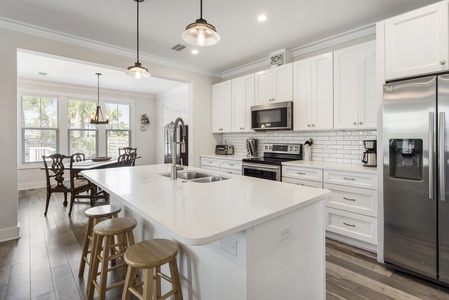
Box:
[278,225,292,242]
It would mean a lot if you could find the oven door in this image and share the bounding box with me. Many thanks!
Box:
[242,162,280,181]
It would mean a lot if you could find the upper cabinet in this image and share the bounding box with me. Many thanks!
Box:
[255,63,293,104]
[293,52,333,131]
[384,1,449,80]
[231,74,255,132]
[212,81,232,133]
[334,40,377,129]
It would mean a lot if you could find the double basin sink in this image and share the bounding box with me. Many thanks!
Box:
[161,171,229,183]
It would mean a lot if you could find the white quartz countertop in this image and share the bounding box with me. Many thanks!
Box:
[82,164,330,246]
[282,160,377,174]
[200,154,251,160]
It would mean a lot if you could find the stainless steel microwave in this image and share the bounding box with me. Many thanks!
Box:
[251,101,293,131]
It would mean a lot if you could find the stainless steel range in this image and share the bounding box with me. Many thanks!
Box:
[242,143,302,181]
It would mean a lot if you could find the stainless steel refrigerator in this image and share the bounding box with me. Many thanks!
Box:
[383,74,449,284]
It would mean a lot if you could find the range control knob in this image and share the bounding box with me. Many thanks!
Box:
[265,145,268,150]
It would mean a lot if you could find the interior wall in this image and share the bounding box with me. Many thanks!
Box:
[155,86,189,164]
[0,26,220,241]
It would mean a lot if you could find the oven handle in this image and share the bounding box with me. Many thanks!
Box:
[242,163,280,171]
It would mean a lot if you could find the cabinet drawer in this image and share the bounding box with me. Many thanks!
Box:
[201,157,220,168]
[282,177,323,188]
[220,159,242,170]
[282,166,322,182]
[324,183,377,217]
[221,168,241,175]
[324,170,377,189]
[325,207,377,245]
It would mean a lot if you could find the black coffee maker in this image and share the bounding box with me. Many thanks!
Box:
[362,140,377,167]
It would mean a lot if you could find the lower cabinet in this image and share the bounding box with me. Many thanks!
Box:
[283,164,378,251]
[200,156,242,175]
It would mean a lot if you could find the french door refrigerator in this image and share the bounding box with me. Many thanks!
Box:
[383,74,449,284]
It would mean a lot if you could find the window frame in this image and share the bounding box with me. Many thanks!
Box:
[105,102,132,157]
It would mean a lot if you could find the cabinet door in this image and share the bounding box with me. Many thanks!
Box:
[255,69,273,104]
[272,63,293,102]
[212,81,232,133]
[311,53,333,130]
[334,45,359,129]
[293,59,312,130]
[232,74,255,132]
[385,1,448,80]
[358,40,377,129]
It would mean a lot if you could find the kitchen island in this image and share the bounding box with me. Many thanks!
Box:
[82,164,331,300]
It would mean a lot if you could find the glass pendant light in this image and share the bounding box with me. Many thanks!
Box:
[126,0,151,79]
[90,73,109,125]
[182,0,220,47]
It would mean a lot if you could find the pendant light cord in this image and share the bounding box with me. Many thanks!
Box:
[136,0,140,63]
[200,0,202,19]
[96,73,101,105]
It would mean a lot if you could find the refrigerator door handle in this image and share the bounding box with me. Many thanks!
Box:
[440,112,446,201]
[430,112,435,200]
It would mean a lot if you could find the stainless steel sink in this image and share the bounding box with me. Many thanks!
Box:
[160,171,229,182]
[191,176,229,183]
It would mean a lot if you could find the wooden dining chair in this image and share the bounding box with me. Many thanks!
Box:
[42,154,71,216]
[117,152,137,167]
[118,147,137,156]
[68,154,95,216]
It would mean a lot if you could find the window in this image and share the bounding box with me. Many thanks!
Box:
[68,99,98,158]
[21,95,58,163]
[106,103,131,157]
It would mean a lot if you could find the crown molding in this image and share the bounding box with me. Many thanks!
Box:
[222,23,376,79]
[0,17,223,78]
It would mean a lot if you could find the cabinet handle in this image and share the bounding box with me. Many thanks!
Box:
[441,60,447,65]
[312,124,315,127]
[343,177,355,181]
[359,121,363,125]
[353,122,357,125]
[296,172,306,175]
[229,164,234,166]
[343,222,356,227]
[307,124,311,127]
[343,197,356,202]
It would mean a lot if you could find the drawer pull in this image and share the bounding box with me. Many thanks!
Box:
[229,164,234,166]
[296,172,306,175]
[343,197,356,202]
[343,177,356,181]
[343,222,356,227]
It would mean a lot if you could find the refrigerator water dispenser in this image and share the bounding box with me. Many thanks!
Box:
[389,139,423,180]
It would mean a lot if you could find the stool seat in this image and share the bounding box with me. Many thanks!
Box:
[85,204,121,218]
[93,217,137,236]
[122,239,183,300]
[125,239,178,269]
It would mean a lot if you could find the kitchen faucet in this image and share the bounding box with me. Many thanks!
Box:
[171,117,186,179]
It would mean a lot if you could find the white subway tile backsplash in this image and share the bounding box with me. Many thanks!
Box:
[222,129,377,166]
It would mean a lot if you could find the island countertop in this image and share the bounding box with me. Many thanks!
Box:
[82,164,330,246]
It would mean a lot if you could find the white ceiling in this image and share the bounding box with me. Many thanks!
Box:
[1,0,441,94]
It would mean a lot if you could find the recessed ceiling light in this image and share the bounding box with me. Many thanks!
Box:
[257,14,267,22]
[192,50,199,55]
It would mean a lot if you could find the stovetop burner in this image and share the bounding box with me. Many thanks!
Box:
[242,143,302,165]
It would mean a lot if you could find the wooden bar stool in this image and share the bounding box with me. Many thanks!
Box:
[121,239,183,300]
[87,217,137,300]
[78,204,122,277]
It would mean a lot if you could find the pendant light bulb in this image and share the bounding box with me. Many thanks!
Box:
[182,0,220,47]
[126,0,151,79]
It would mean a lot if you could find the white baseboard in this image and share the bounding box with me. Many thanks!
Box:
[0,223,21,242]
[18,181,46,191]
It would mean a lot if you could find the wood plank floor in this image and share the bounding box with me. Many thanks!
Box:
[1,188,449,299]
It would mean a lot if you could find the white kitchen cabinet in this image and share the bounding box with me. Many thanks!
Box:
[333,40,377,129]
[200,157,220,171]
[384,1,449,80]
[231,74,254,132]
[220,159,242,175]
[255,63,293,104]
[324,169,378,249]
[212,81,232,133]
[282,165,323,188]
[293,52,333,131]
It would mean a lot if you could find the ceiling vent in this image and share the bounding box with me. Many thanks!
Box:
[172,44,186,52]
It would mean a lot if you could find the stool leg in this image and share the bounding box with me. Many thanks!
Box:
[169,259,183,300]
[156,266,162,299]
[121,265,137,300]
[79,217,94,277]
[98,235,112,300]
[87,234,103,299]
[142,268,154,300]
